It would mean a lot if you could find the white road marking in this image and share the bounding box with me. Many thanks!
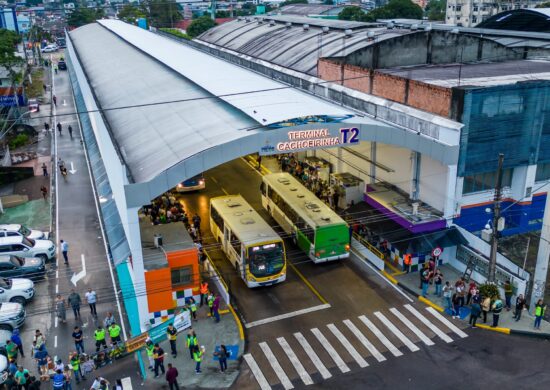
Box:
[120,377,133,390]
[358,315,403,357]
[389,308,434,346]
[245,304,331,329]
[55,270,58,279]
[54,316,58,328]
[294,332,332,380]
[404,304,453,343]
[243,354,271,390]
[70,254,86,286]
[259,342,294,390]
[55,284,58,294]
[277,337,313,386]
[343,319,386,362]
[311,328,350,373]
[54,335,57,348]
[426,307,468,338]
[327,323,368,368]
[374,311,419,352]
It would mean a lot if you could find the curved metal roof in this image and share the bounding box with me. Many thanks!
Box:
[477,8,550,32]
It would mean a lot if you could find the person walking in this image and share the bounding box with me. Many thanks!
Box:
[5,340,18,362]
[403,254,411,274]
[67,289,81,319]
[421,268,430,298]
[57,122,62,135]
[85,288,97,317]
[469,301,481,328]
[72,326,85,354]
[199,281,208,307]
[193,345,204,374]
[41,163,48,176]
[60,240,69,265]
[56,294,67,323]
[442,282,453,313]
[165,363,179,390]
[153,343,165,378]
[466,282,477,306]
[94,325,107,352]
[535,299,546,329]
[481,295,491,323]
[63,365,74,390]
[52,369,65,390]
[44,122,50,132]
[214,345,229,373]
[14,366,29,388]
[455,278,466,307]
[192,213,201,236]
[491,297,504,327]
[70,352,84,384]
[166,324,177,358]
[504,280,513,311]
[145,340,155,370]
[514,294,526,321]
[103,312,115,328]
[108,322,122,345]
[187,330,198,360]
[10,329,24,358]
[40,185,48,200]
[34,329,46,350]
[451,292,461,319]
[433,270,443,297]
[189,297,197,321]
[53,95,57,106]
[68,125,73,139]
[207,293,214,317]
[212,294,221,323]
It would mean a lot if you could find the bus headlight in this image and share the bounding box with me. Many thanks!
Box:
[177,183,183,188]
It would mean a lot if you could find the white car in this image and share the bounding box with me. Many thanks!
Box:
[41,44,58,53]
[0,277,34,305]
[0,329,12,384]
[0,302,25,330]
[0,236,56,262]
[0,224,47,240]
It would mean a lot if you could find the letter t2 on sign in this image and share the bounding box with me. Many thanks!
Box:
[340,128,359,144]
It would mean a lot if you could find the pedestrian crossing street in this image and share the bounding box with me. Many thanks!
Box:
[244,304,468,389]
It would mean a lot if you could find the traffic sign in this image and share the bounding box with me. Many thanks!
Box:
[432,247,443,258]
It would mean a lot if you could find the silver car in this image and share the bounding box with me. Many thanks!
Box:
[0,224,47,240]
[0,302,25,331]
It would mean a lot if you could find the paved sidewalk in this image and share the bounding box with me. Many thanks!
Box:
[395,264,550,333]
[141,302,243,388]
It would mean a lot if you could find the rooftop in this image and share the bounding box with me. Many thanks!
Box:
[378,59,550,88]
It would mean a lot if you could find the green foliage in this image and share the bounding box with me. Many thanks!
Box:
[338,6,367,21]
[117,3,146,24]
[479,283,500,300]
[536,1,550,7]
[0,29,24,87]
[142,0,182,28]
[280,0,308,6]
[67,8,105,27]
[159,28,191,40]
[186,15,216,38]
[8,134,30,150]
[363,0,424,22]
[27,25,52,43]
[425,0,446,20]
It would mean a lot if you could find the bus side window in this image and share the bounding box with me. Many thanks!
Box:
[260,182,266,196]
[211,205,224,231]
[230,232,241,254]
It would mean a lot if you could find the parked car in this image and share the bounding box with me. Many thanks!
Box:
[0,236,55,262]
[28,98,40,113]
[0,256,46,281]
[0,277,34,305]
[41,44,58,53]
[0,302,25,330]
[57,60,67,70]
[0,224,47,240]
[0,329,12,385]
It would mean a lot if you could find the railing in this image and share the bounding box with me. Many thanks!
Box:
[202,249,230,305]
[353,232,384,260]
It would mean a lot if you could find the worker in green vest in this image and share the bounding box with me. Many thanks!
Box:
[186,330,198,360]
[70,351,85,383]
[193,345,204,374]
[94,325,107,352]
[145,340,155,370]
[108,322,122,345]
[5,340,17,361]
[535,299,546,329]
[207,293,214,317]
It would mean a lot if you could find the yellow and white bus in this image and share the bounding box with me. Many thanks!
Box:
[210,195,286,288]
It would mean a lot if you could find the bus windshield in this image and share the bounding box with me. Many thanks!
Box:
[248,242,284,278]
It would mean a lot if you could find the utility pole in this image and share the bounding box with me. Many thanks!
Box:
[530,191,550,313]
[488,153,504,284]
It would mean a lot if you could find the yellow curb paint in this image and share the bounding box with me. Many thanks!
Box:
[288,262,329,305]
[419,296,444,312]
[475,324,511,334]
[384,260,401,275]
[219,309,230,315]
[382,270,398,285]
[392,271,407,276]
[228,304,245,341]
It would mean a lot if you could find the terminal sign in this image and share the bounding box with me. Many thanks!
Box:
[273,127,359,153]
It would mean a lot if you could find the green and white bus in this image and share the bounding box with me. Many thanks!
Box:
[210,195,287,288]
[260,172,350,263]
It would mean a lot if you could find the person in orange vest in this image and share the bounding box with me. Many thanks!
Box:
[403,254,412,274]
[200,282,209,307]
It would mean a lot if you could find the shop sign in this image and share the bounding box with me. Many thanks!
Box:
[261,127,360,155]
[125,333,148,353]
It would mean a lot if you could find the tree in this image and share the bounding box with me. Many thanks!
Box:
[142,0,182,28]
[117,3,146,24]
[338,6,367,21]
[67,8,105,28]
[186,15,216,38]
[363,0,423,22]
[425,0,446,20]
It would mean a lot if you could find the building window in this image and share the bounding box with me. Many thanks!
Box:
[536,163,550,182]
[472,16,477,23]
[456,5,462,11]
[473,6,478,11]
[463,169,513,194]
[171,266,193,287]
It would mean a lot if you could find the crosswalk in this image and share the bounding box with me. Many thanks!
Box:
[244,305,468,389]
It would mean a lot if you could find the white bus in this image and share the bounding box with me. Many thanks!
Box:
[210,195,286,288]
[261,172,350,263]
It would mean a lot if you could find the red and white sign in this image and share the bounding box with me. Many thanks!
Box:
[431,247,443,258]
